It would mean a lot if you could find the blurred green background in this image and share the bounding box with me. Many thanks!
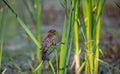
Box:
[0,0,120,74]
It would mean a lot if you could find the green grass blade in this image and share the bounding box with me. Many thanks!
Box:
[3,0,40,48]
[48,60,56,74]
[80,27,86,40]
[54,49,58,74]
[98,59,120,73]
[78,62,85,73]
[0,6,6,69]
[33,61,43,73]
[64,33,73,74]
[17,17,40,48]
[23,0,36,24]
[0,40,3,69]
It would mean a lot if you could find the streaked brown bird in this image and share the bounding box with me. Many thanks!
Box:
[41,29,56,60]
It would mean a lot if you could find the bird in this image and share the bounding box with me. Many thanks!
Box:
[41,29,56,61]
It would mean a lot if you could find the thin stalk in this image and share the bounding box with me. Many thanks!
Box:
[48,60,56,74]
[12,62,23,74]
[23,0,36,24]
[98,59,120,73]
[0,6,6,69]
[35,0,43,62]
[34,0,43,73]
[64,33,73,74]
[59,8,72,74]
[72,0,80,74]
[0,40,3,69]
[54,48,58,74]
[94,0,105,74]
[78,62,85,73]
[33,61,43,73]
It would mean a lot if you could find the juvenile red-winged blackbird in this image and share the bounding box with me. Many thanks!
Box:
[41,29,56,61]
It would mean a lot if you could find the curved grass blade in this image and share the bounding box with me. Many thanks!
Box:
[48,60,56,74]
[3,0,41,48]
[33,61,43,73]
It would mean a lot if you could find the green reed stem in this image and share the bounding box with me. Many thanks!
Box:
[82,0,105,74]
[59,0,81,74]
[64,33,73,74]
[59,16,67,74]
[54,49,58,74]
[72,0,80,74]
[35,0,42,62]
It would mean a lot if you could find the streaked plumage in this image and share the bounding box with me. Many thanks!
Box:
[41,29,56,60]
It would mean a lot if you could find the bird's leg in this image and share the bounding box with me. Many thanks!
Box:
[59,42,65,45]
[52,42,64,46]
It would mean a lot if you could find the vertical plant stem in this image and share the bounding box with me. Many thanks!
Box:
[82,0,105,74]
[0,6,6,69]
[94,0,105,74]
[59,16,67,74]
[82,0,93,74]
[64,34,73,74]
[34,0,43,74]
[72,0,80,74]
[59,8,73,73]
[35,0,42,61]
[0,39,3,69]
[94,19,100,74]
[54,49,58,74]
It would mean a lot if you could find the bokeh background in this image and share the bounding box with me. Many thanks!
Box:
[0,0,120,74]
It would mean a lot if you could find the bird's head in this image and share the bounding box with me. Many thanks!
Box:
[48,29,56,35]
